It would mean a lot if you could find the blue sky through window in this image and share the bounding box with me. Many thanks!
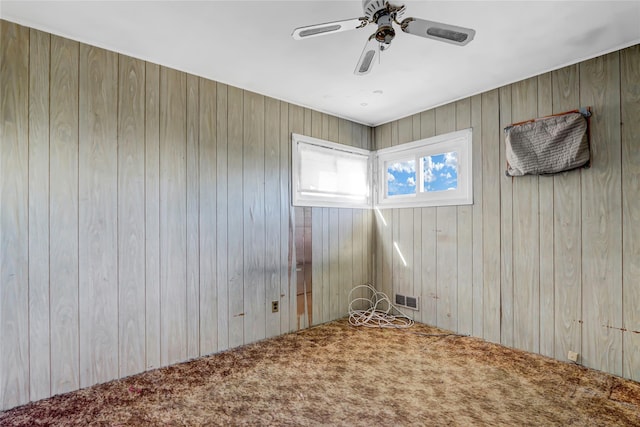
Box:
[423,152,458,192]
[386,159,416,196]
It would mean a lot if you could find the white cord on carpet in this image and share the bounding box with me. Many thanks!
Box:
[348,284,414,328]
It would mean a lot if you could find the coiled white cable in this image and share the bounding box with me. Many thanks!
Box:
[348,284,414,328]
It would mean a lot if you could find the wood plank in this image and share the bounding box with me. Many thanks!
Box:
[215,83,230,351]
[49,34,81,395]
[580,52,623,375]
[265,97,281,335]
[481,89,501,344]
[117,54,146,377]
[419,110,437,326]
[470,94,484,338]
[396,117,414,318]
[227,86,244,346]
[620,44,640,381]
[338,120,354,317]
[78,44,119,387]
[186,74,200,359]
[0,20,30,409]
[375,123,393,303]
[322,184,331,320]
[28,27,51,402]
[412,207,422,321]
[144,62,161,370]
[510,77,540,354]
[499,85,514,347]
[199,78,217,355]
[329,208,341,320]
[435,104,457,332]
[243,91,266,342]
[456,98,473,335]
[159,67,187,364]
[552,64,582,363]
[537,72,555,358]
[289,105,305,328]
[279,101,290,334]
[319,120,330,321]
[310,111,324,324]
[396,208,414,320]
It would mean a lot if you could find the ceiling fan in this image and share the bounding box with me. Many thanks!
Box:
[292,0,476,75]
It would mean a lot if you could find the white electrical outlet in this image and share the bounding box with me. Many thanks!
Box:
[567,351,579,362]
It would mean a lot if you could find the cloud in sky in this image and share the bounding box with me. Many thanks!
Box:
[386,153,458,196]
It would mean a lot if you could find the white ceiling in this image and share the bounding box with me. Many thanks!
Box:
[2,1,639,126]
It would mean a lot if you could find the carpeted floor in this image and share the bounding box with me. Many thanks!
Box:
[1,319,639,426]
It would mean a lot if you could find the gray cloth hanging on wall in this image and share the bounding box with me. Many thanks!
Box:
[505,110,590,176]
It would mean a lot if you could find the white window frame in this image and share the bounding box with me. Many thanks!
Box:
[291,128,472,209]
[292,133,372,209]
[374,128,473,209]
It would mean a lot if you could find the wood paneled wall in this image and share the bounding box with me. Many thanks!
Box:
[373,44,640,382]
[0,20,372,410]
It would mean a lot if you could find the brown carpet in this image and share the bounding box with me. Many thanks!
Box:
[1,319,639,426]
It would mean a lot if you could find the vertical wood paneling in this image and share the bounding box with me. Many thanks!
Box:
[289,105,305,330]
[511,77,540,354]
[396,117,414,317]
[198,78,217,355]
[470,94,484,338]
[435,104,457,331]
[580,53,622,375]
[552,64,582,363]
[78,44,119,388]
[537,72,555,358]
[159,67,187,365]
[186,74,200,359]
[375,124,393,303]
[216,83,229,351]
[419,111,437,326]
[329,207,341,320]
[279,101,290,334]
[265,98,281,335]
[311,111,324,324]
[227,86,244,347]
[481,90,501,344]
[456,99,473,335]
[49,34,80,396]
[621,45,640,381]
[28,28,51,402]
[0,20,30,409]
[243,92,266,343]
[0,20,375,411]
[338,120,354,316]
[117,55,146,377]
[499,85,514,347]
[144,62,161,370]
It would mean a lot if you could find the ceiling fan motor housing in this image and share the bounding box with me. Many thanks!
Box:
[362,0,389,20]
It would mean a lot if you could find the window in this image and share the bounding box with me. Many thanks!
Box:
[292,133,371,208]
[375,128,472,208]
[292,128,472,209]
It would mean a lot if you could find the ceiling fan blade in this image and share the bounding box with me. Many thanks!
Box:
[400,18,476,46]
[292,17,368,40]
[354,35,379,76]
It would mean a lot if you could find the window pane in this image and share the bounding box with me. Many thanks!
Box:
[422,152,458,192]
[299,143,368,198]
[386,159,416,196]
